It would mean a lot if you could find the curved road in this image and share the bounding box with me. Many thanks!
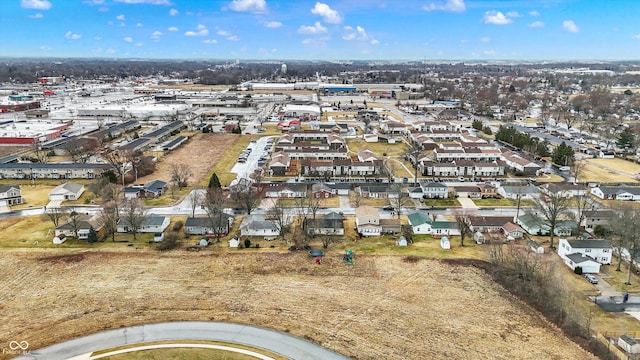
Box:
[14,321,348,360]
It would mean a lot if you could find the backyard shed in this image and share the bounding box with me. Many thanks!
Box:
[618,335,640,354]
[440,236,450,250]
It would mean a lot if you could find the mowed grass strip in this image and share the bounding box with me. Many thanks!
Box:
[201,135,252,187]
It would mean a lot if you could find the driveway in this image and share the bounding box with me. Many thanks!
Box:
[15,321,348,360]
[457,197,478,210]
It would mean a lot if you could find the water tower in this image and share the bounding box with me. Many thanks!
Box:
[281,63,287,74]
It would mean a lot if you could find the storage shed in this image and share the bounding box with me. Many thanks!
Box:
[440,236,451,250]
[618,335,640,354]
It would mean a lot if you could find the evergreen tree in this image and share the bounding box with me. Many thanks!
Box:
[552,141,574,166]
[87,227,98,244]
[208,173,222,189]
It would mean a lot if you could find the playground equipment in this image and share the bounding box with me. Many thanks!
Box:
[343,249,354,265]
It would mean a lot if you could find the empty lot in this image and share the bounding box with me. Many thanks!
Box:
[0,250,594,360]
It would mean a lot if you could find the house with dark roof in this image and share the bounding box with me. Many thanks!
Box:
[582,210,616,232]
[418,181,448,199]
[55,214,104,240]
[264,183,307,198]
[311,183,333,198]
[184,214,234,236]
[304,216,344,236]
[516,212,550,236]
[117,216,170,233]
[591,186,640,201]
[124,180,168,199]
[558,238,612,266]
[468,216,513,232]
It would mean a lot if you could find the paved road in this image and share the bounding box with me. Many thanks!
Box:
[15,321,348,360]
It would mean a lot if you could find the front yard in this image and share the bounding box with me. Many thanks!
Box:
[424,198,460,207]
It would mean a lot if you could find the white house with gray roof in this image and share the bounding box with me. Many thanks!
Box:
[557,238,613,267]
[0,184,23,206]
[117,216,170,233]
[49,183,85,201]
[240,214,281,238]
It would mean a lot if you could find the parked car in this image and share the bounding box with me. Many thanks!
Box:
[382,205,394,211]
[584,274,598,284]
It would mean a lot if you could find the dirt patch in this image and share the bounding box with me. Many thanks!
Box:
[38,253,88,264]
[137,133,238,186]
[0,250,596,360]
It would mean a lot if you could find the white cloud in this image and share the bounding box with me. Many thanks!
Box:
[528,21,544,28]
[370,39,379,45]
[114,0,171,4]
[151,30,162,41]
[264,21,282,28]
[298,22,327,35]
[563,20,579,33]
[506,11,520,18]
[480,36,490,43]
[423,0,465,13]
[184,24,208,36]
[633,34,640,40]
[21,0,51,10]
[203,39,217,44]
[217,30,230,36]
[136,22,143,27]
[94,36,102,40]
[123,37,134,42]
[168,26,179,31]
[65,31,82,40]
[483,11,512,25]
[98,7,109,12]
[301,36,329,46]
[28,13,44,18]
[116,14,125,21]
[169,8,179,16]
[529,10,540,16]
[227,35,240,41]
[311,2,342,24]
[228,0,267,13]
[342,25,377,45]
[135,42,143,46]
[484,50,496,56]
[106,48,116,54]
[39,45,51,51]
[217,30,239,41]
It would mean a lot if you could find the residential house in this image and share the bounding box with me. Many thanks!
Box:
[327,183,351,196]
[240,214,281,238]
[591,186,640,201]
[0,184,23,206]
[452,185,481,199]
[542,183,586,198]
[184,214,234,236]
[517,212,550,236]
[358,149,380,162]
[311,183,334,198]
[49,183,85,201]
[498,185,541,200]
[500,150,541,175]
[268,152,290,177]
[355,206,381,236]
[304,215,344,236]
[419,181,448,199]
[55,215,104,240]
[582,210,616,232]
[264,183,307,198]
[558,238,613,265]
[117,216,170,233]
[468,216,513,233]
[478,183,498,198]
[408,212,433,234]
[0,162,114,180]
[360,185,393,199]
[123,180,168,199]
[562,253,603,273]
[555,220,578,237]
[502,222,525,239]
[380,218,402,234]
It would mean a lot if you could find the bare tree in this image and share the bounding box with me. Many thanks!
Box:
[571,195,593,238]
[570,159,586,184]
[170,163,193,190]
[68,211,82,241]
[294,191,324,227]
[122,198,147,240]
[388,184,409,219]
[63,138,98,164]
[102,149,130,186]
[403,140,423,185]
[99,203,119,242]
[454,211,472,247]
[31,141,49,163]
[610,205,640,284]
[533,190,571,249]
[230,179,261,215]
[46,207,67,227]
[267,199,292,240]
[320,228,340,249]
[349,188,362,208]
[188,189,204,218]
[202,187,228,242]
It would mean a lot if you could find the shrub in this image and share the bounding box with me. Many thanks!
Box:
[244,239,251,248]
[172,220,183,232]
[573,266,583,275]
[157,231,180,251]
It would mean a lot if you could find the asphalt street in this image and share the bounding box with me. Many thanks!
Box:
[14,321,348,360]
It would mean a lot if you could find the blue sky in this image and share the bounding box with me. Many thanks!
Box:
[1,0,639,60]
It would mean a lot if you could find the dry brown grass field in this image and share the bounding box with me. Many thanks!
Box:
[0,250,596,360]
[579,162,638,183]
[136,133,238,186]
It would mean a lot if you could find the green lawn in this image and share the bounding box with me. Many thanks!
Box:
[200,136,251,188]
[424,198,460,207]
[472,198,514,206]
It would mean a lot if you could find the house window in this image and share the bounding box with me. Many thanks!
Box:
[603,249,610,253]
[585,249,591,253]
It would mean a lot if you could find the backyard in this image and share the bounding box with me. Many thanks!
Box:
[0,249,598,360]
